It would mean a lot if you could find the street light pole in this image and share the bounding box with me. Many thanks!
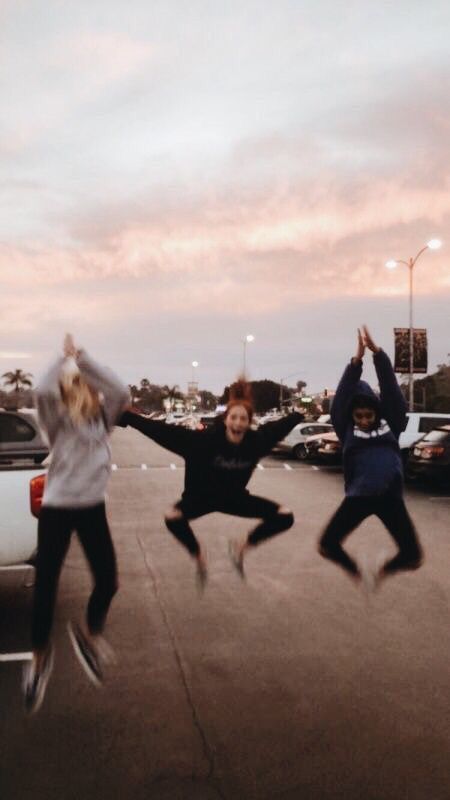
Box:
[408,259,414,413]
[242,335,254,377]
[385,239,441,412]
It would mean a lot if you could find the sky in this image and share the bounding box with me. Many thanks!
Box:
[1,0,449,395]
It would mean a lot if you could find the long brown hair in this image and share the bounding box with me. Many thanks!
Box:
[225,378,254,422]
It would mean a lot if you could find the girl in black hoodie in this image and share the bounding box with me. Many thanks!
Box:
[120,381,303,587]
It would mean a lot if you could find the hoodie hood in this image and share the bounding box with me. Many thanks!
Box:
[348,380,381,423]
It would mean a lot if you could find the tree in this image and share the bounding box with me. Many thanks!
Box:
[220,379,292,413]
[162,384,184,410]
[2,369,33,392]
[400,364,450,412]
[198,390,217,410]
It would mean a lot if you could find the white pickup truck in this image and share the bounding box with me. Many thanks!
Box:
[0,463,46,567]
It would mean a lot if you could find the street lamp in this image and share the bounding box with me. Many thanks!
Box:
[385,238,442,411]
[242,334,254,377]
[191,360,199,383]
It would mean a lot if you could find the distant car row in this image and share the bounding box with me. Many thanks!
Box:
[275,413,450,484]
[2,408,450,483]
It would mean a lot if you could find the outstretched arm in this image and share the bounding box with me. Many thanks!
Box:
[330,329,365,441]
[256,411,304,457]
[363,326,407,437]
[119,409,200,458]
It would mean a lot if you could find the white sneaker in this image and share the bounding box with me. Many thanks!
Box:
[228,540,246,580]
[67,622,103,686]
[360,551,387,595]
[23,649,54,714]
[94,635,117,666]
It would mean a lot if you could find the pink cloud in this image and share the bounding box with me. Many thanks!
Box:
[1,168,448,323]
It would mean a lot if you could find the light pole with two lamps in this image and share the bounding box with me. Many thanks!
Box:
[385,238,441,411]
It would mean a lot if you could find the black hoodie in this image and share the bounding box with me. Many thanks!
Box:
[119,411,303,502]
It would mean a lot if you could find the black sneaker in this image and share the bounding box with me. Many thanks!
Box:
[23,650,54,714]
[67,622,103,686]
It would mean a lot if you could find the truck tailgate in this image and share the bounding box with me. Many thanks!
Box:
[0,465,42,565]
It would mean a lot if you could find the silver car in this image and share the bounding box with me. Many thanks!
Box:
[272,422,333,460]
[0,409,49,464]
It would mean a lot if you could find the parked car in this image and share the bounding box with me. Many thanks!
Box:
[305,431,342,463]
[0,460,47,566]
[399,412,450,469]
[165,411,187,425]
[406,425,450,484]
[272,422,333,460]
[0,409,49,464]
[258,411,284,425]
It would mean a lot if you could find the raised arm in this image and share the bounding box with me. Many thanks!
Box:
[373,351,407,437]
[35,356,66,445]
[331,329,365,441]
[363,326,407,437]
[256,411,304,457]
[119,410,200,458]
[76,350,129,430]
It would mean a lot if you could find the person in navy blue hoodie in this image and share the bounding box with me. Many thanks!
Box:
[318,325,423,585]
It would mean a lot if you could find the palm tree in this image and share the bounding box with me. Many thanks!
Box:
[162,384,182,411]
[2,369,34,392]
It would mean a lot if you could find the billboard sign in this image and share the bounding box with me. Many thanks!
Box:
[394,328,428,374]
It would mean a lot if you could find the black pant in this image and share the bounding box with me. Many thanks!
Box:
[318,495,423,577]
[165,493,294,557]
[31,503,118,650]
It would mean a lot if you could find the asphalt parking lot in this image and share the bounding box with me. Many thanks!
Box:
[1,427,449,800]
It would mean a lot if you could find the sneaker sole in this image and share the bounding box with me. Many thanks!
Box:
[67,623,102,687]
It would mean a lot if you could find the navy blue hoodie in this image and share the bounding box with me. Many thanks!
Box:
[331,350,407,497]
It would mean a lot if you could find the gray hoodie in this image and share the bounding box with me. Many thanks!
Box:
[36,350,129,509]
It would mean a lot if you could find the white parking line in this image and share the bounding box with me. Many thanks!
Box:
[257,464,264,470]
[0,652,32,662]
[312,466,320,471]
[283,463,293,471]
[141,464,148,470]
[170,463,177,470]
[0,564,34,572]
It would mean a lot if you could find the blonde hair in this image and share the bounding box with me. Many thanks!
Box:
[59,371,101,425]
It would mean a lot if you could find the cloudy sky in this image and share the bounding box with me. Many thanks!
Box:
[1,0,449,394]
